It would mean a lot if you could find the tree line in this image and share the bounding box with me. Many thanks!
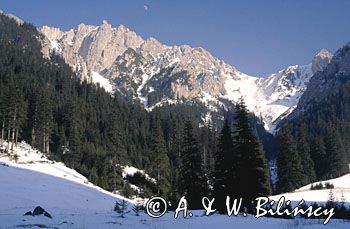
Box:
[277,79,350,193]
[0,14,218,197]
[0,15,272,210]
[3,13,350,210]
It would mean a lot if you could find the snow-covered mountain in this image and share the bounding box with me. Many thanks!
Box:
[39,22,332,132]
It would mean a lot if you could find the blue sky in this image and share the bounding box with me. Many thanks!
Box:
[1,0,350,76]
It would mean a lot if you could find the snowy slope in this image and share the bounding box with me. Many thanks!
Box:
[0,166,348,229]
[271,173,350,204]
[91,71,114,93]
[0,142,132,211]
[0,142,130,210]
[0,142,349,228]
[255,64,314,131]
[0,142,133,228]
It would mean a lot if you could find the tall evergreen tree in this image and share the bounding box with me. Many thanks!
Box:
[107,113,127,164]
[65,100,82,169]
[233,98,271,206]
[213,119,234,212]
[200,121,216,190]
[0,83,10,148]
[0,14,278,201]
[297,125,316,184]
[325,126,348,178]
[29,86,53,154]
[277,127,305,193]
[6,76,26,151]
[179,120,208,209]
[104,155,124,192]
[168,119,184,208]
[103,113,126,192]
[310,137,327,179]
[149,120,171,198]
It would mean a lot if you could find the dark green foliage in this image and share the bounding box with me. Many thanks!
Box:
[0,14,219,197]
[0,14,281,209]
[178,120,208,209]
[325,127,348,178]
[212,99,271,211]
[233,98,271,206]
[277,127,305,193]
[310,137,327,179]
[310,182,334,190]
[278,46,350,190]
[297,125,316,184]
[125,172,157,198]
[148,120,171,198]
[213,120,234,212]
[121,183,138,198]
[310,183,324,190]
[325,182,335,189]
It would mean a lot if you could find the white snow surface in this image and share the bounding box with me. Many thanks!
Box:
[92,71,114,93]
[0,142,130,210]
[121,165,156,183]
[218,63,313,132]
[1,142,349,228]
[137,73,152,107]
[271,173,350,204]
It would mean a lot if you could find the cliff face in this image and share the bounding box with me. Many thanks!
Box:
[39,22,332,132]
[295,44,350,112]
[40,21,144,81]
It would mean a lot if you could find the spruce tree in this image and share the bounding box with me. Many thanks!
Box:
[149,120,171,198]
[310,137,327,179]
[325,126,348,178]
[213,119,234,212]
[178,120,208,209]
[233,98,271,206]
[0,83,10,148]
[114,199,129,218]
[104,155,124,192]
[107,113,127,164]
[200,121,216,189]
[65,100,82,169]
[277,127,305,193]
[34,86,53,154]
[168,119,184,208]
[297,125,316,184]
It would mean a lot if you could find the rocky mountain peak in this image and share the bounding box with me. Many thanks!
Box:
[40,25,64,40]
[98,20,112,30]
[140,37,168,56]
[39,22,334,132]
[288,44,350,125]
[40,22,144,80]
[312,49,333,73]
[116,24,128,32]
[77,23,97,33]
